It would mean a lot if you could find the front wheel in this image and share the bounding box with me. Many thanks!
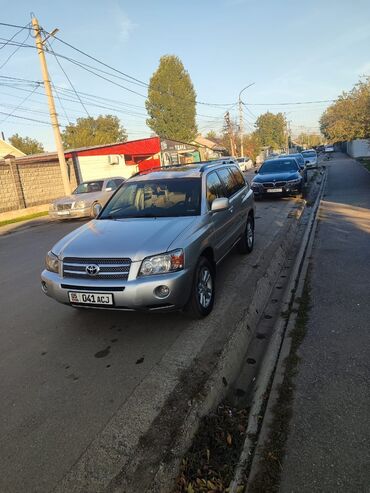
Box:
[184,257,215,319]
[237,215,254,254]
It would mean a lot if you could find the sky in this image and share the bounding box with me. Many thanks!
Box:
[0,0,369,150]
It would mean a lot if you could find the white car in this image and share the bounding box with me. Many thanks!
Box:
[301,149,318,168]
[237,156,254,171]
[325,145,334,153]
[49,177,124,220]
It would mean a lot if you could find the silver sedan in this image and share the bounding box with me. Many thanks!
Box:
[49,177,124,220]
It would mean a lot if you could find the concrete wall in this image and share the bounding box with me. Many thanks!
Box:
[0,156,77,213]
[347,139,370,159]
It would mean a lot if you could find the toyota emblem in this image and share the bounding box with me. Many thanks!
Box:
[86,264,100,276]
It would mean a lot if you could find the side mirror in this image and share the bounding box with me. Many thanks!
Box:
[105,187,112,192]
[92,203,102,218]
[211,197,229,212]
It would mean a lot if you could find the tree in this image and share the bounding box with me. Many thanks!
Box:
[255,112,286,149]
[320,77,370,142]
[146,55,197,142]
[8,134,44,155]
[243,132,261,161]
[205,130,218,141]
[62,115,127,149]
[296,132,323,148]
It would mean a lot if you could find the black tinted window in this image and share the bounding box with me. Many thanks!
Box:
[230,167,246,189]
[217,168,239,197]
[206,172,224,207]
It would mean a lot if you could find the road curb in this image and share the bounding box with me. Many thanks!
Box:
[228,168,327,492]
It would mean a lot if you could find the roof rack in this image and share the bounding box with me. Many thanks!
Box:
[199,158,237,172]
[130,163,188,177]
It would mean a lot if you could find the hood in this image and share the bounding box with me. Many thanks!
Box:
[52,192,103,205]
[253,171,300,183]
[51,216,197,262]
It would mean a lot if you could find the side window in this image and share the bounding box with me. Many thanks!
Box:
[106,179,117,191]
[114,179,124,187]
[206,172,225,207]
[229,166,246,190]
[217,167,240,197]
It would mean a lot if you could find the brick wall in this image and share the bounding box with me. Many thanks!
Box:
[0,155,78,213]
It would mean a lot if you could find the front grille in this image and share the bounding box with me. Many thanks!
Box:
[63,257,131,280]
[57,203,72,211]
[262,181,286,188]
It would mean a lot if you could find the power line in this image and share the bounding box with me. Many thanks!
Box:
[46,39,90,117]
[0,83,40,125]
[248,99,335,106]
[0,109,64,127]
[0,27,30,70]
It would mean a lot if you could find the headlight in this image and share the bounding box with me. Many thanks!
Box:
[45,251,59,273]
[139,249,184,276]
[74,201,86,209]
[49,203,57,211]
[287,178,301,185]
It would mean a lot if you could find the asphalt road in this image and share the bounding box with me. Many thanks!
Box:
[280,153,370,492]
[0,171,302,492]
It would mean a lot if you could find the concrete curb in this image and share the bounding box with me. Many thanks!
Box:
[236,169,327,492]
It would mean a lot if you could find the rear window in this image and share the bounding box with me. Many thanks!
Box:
[302,151,316,157]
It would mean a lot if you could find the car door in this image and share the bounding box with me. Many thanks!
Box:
[229,166,253,229]
[206,171,235,261]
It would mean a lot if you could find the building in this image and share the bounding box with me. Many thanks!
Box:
[0,138,25,158]
[193,135,227,160]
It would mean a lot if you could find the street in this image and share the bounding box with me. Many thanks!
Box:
[0,171,303,492]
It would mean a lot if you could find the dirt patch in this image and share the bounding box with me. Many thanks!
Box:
[174,402,249,492]
[247,270,311,493]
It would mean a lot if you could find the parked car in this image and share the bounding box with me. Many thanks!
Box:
[41,160,255,318]
[286,153,308,181]
[324,145,334,153]
[251,157,304,199]
[301,149,318,168]
[236,156,253,172]
[49,177,125,220]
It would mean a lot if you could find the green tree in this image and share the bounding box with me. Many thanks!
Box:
[205,130,218,141]
[8,134,44,155]
[243,132,261,161]
[62,115,127,149]
[296,132,323,148]
[146,55,197,142]
[320,77,370,142]
[255,112,286,149]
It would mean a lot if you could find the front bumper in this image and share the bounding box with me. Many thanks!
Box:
[251,182,302,196]
[49,207,91,220]
[41,267,193,311]
[305,161,317,168]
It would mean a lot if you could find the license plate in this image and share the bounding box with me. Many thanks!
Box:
[68,292,114,305]
[58,210,70,215]
[267,188,283,193]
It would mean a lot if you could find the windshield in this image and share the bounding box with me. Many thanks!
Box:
[237,157,249,163]
[291,154,304,164]
[259,159,298,173]
[100,178,201,219]
[302,151,316,158]
[73,181,104,194]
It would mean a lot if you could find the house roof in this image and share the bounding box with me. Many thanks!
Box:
[0,139,25,158]
[194,135,226,152]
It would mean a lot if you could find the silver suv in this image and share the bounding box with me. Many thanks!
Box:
[41,160,255,318]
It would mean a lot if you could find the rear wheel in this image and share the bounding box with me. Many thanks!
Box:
[237,215,254,254]
[184,256,215,319]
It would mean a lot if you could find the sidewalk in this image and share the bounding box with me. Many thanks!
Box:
[280,153,370,492]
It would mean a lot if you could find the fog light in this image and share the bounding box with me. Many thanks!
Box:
[41,281,48,293]
[154,285,170,299]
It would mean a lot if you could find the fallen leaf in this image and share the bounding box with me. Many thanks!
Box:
[227,433,232,446]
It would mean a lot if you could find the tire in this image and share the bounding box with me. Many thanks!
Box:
[184,256,215,319]
[237,214,254,254]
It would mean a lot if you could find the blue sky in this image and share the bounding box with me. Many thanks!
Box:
[1,0,369,150]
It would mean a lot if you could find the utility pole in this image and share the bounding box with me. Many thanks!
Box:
[32,16,71,195]
[238,83,255,158]
[224,111,236,156]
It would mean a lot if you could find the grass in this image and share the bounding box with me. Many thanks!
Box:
[357,158,370,172]
[247,271,312,493]
[0,211,48,228]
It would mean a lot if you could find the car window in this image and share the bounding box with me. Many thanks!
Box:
[106,179,118,191]
[100,178,201,218]
[216,168,239,197]
[114,179,124,187]
[206,171,225,207]
[229,166,246,190]
[73,181,104,194]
